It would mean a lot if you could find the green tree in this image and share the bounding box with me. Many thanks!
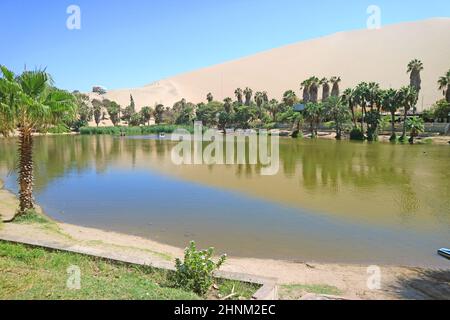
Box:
[223,97,233,113]
[304,102,323,138]
[438,69,450,103]
[243,87,253,106]
[282,90,298,107]
[0,67,76,216]
[397,86,418,141]
[308,77,320,103]
[266,99,281,121]
[407,59,423,113]
[320,78,330,101]
[233,104,257,129]
[324,96,349,140]
[91,99,103,127]
[154,104,164,124]
[381,88,399,141]
[196,102,220,127]
[129,112,142,126]
[103,99,121,126]
[330,76,341,97]
[140,106,153,126]
[406,116,424,144]
[234,88,243,105]
[342,88,357,126]
[301,79,311,103]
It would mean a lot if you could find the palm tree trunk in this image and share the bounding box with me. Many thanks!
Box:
[390,112,396,141]
[402,109,407,138]
[18,128,34,214]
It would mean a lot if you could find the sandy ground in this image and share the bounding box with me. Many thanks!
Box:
[91,19,450,112]
[0,184,448,300]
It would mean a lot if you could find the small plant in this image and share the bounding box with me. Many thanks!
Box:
[170,241,226,296]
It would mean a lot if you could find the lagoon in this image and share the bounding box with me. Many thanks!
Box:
[0,135,449,268]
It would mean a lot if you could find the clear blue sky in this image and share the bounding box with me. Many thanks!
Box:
[0,0,449,92]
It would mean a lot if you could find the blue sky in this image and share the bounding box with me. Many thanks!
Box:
[0,0,449,92]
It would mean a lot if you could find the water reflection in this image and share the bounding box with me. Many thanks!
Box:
[0,135,449,266]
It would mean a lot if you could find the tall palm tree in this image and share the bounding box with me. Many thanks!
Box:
[0,66,76,217]
[438,69,450,103]
[243,87,253,106]
[397,86,418,140]
[354,82,369,131]
[381,88,399,141]
[308,77,320,103]
[330,76,341,97]
[206,92,213,103]
[223,97,233,113]
[407,59,423,112]
[300,79,311,103]
[342,88,357,126]
[234,88,243,105]
[320,78,330,101]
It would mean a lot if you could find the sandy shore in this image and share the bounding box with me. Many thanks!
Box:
[0,183,448,300]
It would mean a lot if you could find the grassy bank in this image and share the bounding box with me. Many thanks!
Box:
[0,241,258,300]
[80,125,195,136]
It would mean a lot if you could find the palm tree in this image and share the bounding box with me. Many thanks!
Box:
[407,59,423,112]
[300,79,311,103]
[304,102,323,138]
[342,88,357,126]
[140,106,153,125]
[206,92,213,103]
[323,96,349,140]
[438,69,450,103]
[406,116,425,144]
[234,88,243,105]
[282,90,297,107]
[243,87,253,106]
[0,66,76,217]
[320,78,330,101]
[397,86,418,141]
[223,97,233,113]
[354,82,369,131]
[266,99,280,121]
[308,77,320,103]
[330,76,341,97]
[381,88,399,141]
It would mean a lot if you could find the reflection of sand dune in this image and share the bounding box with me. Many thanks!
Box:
[89,18,450,111]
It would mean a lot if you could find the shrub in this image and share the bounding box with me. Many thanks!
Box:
[79,125,197,136]
[349,127,365,141]
[170,241,226,296]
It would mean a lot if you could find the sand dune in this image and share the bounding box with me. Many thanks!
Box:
[91,18,450,112]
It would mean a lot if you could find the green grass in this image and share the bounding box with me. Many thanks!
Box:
[79,125,196,136]
[280,283,342,299]
[215,279,260,300]
[0,241,259,300]
[0,241,199,300]
[14,209,50,224]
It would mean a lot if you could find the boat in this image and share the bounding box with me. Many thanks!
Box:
[437,248,450,259]
[159,133,166,138]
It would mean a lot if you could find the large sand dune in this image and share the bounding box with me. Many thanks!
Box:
[92,18,450,112]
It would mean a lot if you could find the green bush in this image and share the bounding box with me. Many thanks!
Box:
[349,128,365,141]
[170,241,226,296]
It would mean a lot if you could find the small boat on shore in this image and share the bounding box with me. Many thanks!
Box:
[437,248,450,260]
[159,133,166,139]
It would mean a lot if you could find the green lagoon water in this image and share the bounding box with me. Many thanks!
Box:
[0,135,449,267]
